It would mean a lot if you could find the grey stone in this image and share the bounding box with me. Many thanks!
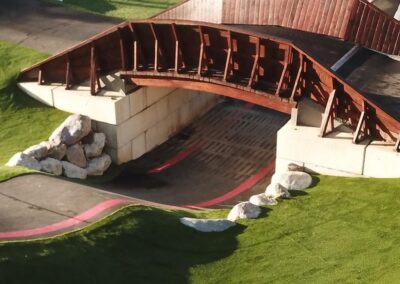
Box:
[40,158,62,176]
[265,182,291,199]
[66,144,87,168]
[48,143,67,160]
[23,142,48,160]
[288,163,304,172]
[249,193,278,206]
[6,152,41,171]
[86,154,112,176]
[84,133,106,158]
[61,161,87,179]
[274,171,312,191]
[49,114,91,146]
[227,202,261,221]
[180,218,235,232]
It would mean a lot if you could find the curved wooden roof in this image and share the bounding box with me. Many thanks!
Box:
[155,0,400,55]
[18,20,400,144]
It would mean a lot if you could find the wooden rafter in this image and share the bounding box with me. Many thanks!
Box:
[353,110,367,144]
[223,31,232,81]
[197,26,205,75]
[248,38,260,87]
[290,53,304,100]
[319,90,337,137]
[171,23,185,72]
[118,28,126,71]
[128,23,146,71]
[149,23,159,71]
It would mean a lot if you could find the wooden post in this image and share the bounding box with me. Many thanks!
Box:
[395,133,400,152]
[290,53,304,100]
[129,23,146,70]
[198,26,205,76]
[65,57,72,90]
[118,28,126,71]
[319,90,337,137]
[90,45,96,95]
[171,23,184,73]
[275,63,288,97]
[353,111,367,144]
[223,31,232,81]
[38,68,43,85]
[133,41,138,71]
[248,38,260,87]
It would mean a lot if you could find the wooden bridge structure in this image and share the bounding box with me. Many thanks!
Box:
[18,19,400,149]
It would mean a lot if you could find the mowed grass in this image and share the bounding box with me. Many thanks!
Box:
[43,0,182,19]
[1,175,400,283]
[0,40,68,180]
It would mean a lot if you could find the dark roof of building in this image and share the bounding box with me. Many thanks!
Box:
[230,24,355,68]
[338,48,400,120]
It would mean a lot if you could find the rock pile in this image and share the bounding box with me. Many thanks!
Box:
[181,164,313,232]
[6,114,111,179]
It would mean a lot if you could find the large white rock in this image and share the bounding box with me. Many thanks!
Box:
[49,114,91,146]
[48,143,67,160]
[40,158,62,176]
[61,161,87,179]
[180,217,235,232]
[86,154,112,176]
[249,193,278,206]
[66,144,87,168]
[265,182,291,199]
[84,133,106,158]
[227,202,261,221]
[273,171,312,191]
[23,142,48,160]
[6,152,41,171]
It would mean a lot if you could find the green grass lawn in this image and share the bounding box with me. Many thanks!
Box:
[43,0,183,19]
[1,175,400,283]
[0,40,69,181]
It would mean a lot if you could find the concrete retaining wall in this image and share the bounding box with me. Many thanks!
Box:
[94,87,219,164]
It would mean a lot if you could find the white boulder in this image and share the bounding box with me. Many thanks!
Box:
[273,171,312,191]
[249,193,278,206]
[6,152,41,171]
[227,202,261,221]
[23,142,48,160]
[49,114,91,146]
[84,133,106,158]
[61,161,87,179]
[86,154,112,176]
[66,144,87,168]
[180,218,235,232]
[40,158,62,176]
[265,182,291,199]
[48,143,67,160]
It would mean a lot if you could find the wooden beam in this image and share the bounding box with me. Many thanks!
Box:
[275,63,288,97]
[149,23,159,72]
[319,89,337,137]
[128,23,146,70]
[395,133,400,152]
[223,31,232,81]
[38,68,43,85]
[248,38,260,87]
[198,26,205,76]
[353,110,367,144]
[65,57,72,90]
[171,23,185,72]
[118,28,126,71]
[290,53,304,100]
[90,45,96,95]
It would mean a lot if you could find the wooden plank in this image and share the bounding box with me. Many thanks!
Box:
[65,58,72,90]
[319,89,336,137]
[248,37,260,87]
[118,28,126,70]
[290,53,303,100]
[275,62,288,97]
[394,133,400,152]
[353,110,366,144]
[38,68,43,85]
[223,31,232,81]
[90,45,96,95]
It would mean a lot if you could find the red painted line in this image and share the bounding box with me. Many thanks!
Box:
[0,198,132,239]
[182,160,275,208]
[147,143,201,174]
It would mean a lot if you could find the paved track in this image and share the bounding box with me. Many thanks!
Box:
[0,0,119,54]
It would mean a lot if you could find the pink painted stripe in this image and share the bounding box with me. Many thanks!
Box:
[148,143,201,174]
[182,161,275,208]
[0,198,132,239]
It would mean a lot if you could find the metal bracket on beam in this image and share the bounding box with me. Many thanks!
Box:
[319,89,337,137]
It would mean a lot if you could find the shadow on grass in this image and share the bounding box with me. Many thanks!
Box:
[0,206,245,284]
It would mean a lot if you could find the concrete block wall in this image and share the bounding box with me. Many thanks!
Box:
[276,98,400,178]
[94,87,220,164]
